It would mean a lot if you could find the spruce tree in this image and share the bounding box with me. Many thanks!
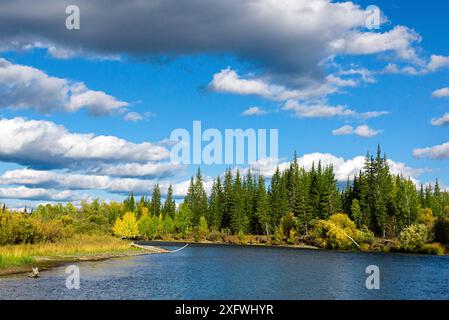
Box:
[163,185,176,218]
[150,184,161,216]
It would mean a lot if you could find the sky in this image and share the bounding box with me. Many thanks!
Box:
[0,0,448,209]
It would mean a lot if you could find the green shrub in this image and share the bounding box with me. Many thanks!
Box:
[206,230,222,242]
[237,230,247,244]
[310,214,368,250]
[359,243,371,252]
[434,217,449,244]
[399,224,430,252]
[420,243,445,255]
[272,225,284,245]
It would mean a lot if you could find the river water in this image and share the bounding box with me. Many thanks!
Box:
[1,243,448,299]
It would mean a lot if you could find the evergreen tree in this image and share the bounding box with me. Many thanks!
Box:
[163,185,176,218]
[255,175,271,235]
[229,169,248,233]
[222,168,233,229]
[150,184,161,216]
[208,176,224,230]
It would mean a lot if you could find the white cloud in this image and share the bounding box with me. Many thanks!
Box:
[332,125,354,135]
[337,68,376,84]
[354,125,381,138]
[211,69,389,119]
[0,186,83,201]
[332,125,381,138]
[427,54,449,72]
[413,141,449,159]
[246,153,422,182]
[432,87,449,98]
[330,26,423,64]
[283,100,355,118]
[358,111,390,120]
[381,54,449,76]
[124,112,143,122]
[209,67,335,101]
[87,162,185,179]
[0,117,170,168]
[325,74,358,87]
[0,168,196,198]
[0,58,128,115]
[431,113,449,126]
[241,106,268,116]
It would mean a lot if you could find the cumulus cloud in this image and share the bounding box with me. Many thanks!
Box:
[332,125,381,138]
[241,106,268,116]
[0,58,128,115]
[0,117,170,169]
[332,125,354,136]
[330,26,423,64]
[0,168,199,198]
[123,111,153,122]
[0,186,83,201]
[209,68,335,101]
[283,100,355,118]
[432,87,449,98]
[427,55,449,72]
[431,113,449,126]
[414,142,449,159]
[86,162,185,179]
[381,54,449,75]
[245,153,423,182]
[354,125,381,138]
[0,0,426,88]
[211,70,389,119]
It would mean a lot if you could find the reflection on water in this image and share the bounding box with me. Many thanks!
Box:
[1,243,448,300]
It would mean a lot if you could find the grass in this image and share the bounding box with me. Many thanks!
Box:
[0,234,137,269]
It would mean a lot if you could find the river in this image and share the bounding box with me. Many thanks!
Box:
[1,243,448,299]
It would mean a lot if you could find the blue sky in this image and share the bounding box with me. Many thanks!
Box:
[0,0,448,208]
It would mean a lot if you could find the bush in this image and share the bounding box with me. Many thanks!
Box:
[354,226,375,245]
[280,212,296,236]
[434,217,449,244]
[206,230,222,242]
[223,234,239,244]
[113,212,139,239]
[359,243,371,252]
[310,214,370,250]
[237,230,247,244]
[420,243,445,255]
[287,229,297,244]
[272,225,284,245]
[399,224,430,252]
[0,213,41,244]
[418,208,436,227]
[198,216,209,239]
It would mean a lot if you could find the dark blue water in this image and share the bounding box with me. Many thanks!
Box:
[1,243,448,299]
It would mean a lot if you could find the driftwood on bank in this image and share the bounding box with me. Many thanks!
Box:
[130,242,189,253]
[28,267,40,278]
[130,242,170,253]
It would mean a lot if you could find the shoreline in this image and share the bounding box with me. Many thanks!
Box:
[141,238,321,251]
[0,249,153,277]
[2,238,447,278]
[141,238,449,257]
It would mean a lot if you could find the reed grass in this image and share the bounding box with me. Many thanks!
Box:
[0,234,136,268]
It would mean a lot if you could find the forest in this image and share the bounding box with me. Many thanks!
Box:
[1,146,449,256]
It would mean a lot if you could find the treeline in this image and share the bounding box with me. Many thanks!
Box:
[175,146,448,238]
[1,146,449,253]
[111,145,449,253]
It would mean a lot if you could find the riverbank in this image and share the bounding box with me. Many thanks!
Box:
[142,237,320,251]
[139,233,448,256]
[0,234,162,277]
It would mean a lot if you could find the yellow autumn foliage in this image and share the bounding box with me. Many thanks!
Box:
[113,211,139,239]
